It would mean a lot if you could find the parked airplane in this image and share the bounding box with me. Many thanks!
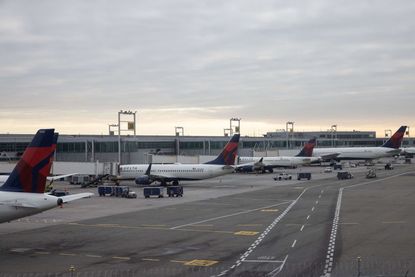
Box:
[119,133,240,186]
[313,126,407,161]
[400,147,415,158]
[237,138,323,173]
[0,129,92,224]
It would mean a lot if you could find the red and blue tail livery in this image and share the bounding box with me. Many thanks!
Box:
[296,138,316,157]
[0,129,57,193]
[381,126,407,149]
[205,134,240,165]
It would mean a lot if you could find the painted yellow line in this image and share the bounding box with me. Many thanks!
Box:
[184,260,219,267]
[112,256,130,260]
[141,224,166,227]
[381,221,406,224]
[261,209,279,212]
[35,252,50,255]
[237,224,263,227]
[192,224,214,227]
[142,258,160,262]
[234,231,259,236]
[339,222,359,225]
[59,253,76,256]
[85,254,102,258]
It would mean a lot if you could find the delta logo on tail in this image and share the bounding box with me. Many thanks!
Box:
[296,138,316,157]
[205,134,240,165]
[0,129,57,193]
[381,126,407,149]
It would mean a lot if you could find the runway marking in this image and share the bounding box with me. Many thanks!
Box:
[321,190,324,194]
[10,248,31,253]
[321,188,343,277]
[243,259,286,263]
[316,200,319,204]
[141,224,166,227]
[192,224,214,227]
[35,251,50,255]
[85,254,102,258]
[215,188,310,277]
[68,222,235,235]
[112,256,130,260]
[266,255,289,277]
[234,231,259,236]
[170,201,292,230]
[339,222,358,225]
[261,209,279,212]
[59,253,77,256]
[381,221,406,224]
[238,224,263,227]
[184,259,218,266]
[311,207,315,212]
[142,258,160,262]
[319,171,413,277]
[170,260,187,263]
[306,215,310,220]
[318,195,322,199]
[300,225,305,232]
[291,240,297,248]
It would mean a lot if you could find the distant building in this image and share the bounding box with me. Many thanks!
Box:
[0,130,413,164]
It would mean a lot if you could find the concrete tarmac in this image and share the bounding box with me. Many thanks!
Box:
[0,163,414,277]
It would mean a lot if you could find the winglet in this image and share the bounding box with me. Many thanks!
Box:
[145,163,152,175]
[382,126,407,149]
[296,137,316,157]
[205,134,240,165]
[0,129,57,193]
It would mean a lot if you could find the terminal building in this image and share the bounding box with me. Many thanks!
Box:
[0,129,413,164]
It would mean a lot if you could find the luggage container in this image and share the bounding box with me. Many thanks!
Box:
[143,187,165,198]
[167,186,183,197]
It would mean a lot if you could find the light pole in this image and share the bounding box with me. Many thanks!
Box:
[286,121,295,149]
[117,110,137,164]
[230,118,241,135]
[331,124,337,147]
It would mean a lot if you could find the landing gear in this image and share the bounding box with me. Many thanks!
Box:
[172,180,179,186]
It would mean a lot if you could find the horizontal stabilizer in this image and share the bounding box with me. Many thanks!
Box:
[60,192,94,203]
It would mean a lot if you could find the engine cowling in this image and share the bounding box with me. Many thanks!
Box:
[135,176,152,185]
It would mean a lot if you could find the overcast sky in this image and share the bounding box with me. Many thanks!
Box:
[0,0,414,136]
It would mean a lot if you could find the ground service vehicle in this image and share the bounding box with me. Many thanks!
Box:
[385,163,394,170]
[337,171,353,180]
[144,187,165,198]
[324,167,333,173]
[167,186,183,197]
[273,173,293,181]
[297,172,311,180]
[333,163,343,170]
[366,169,377,178]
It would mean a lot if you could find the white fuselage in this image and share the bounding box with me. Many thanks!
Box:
[401,147,415,155]
[313,147,400,160]
[0,192,59,223]
[120,163,234,181]
[0,175,7,186]
[239,156,321,168]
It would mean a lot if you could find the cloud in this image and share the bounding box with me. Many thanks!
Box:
[0,0,414,136]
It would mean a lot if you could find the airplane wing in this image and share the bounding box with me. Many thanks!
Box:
[319,153,340,161]
[47,173,78,181]
[59,192,94,203]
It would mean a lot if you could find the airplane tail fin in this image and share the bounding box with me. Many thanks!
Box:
[205,134,240,165]
[0,129,57,193]
[296,138,316,157]
[381,126,407,149]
